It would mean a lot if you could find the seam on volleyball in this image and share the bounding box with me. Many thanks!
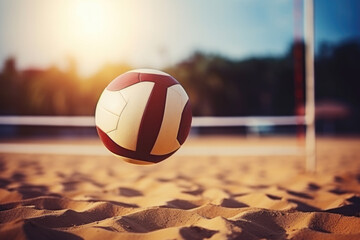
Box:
[106,95,128,135]
[115,92,128,133]
[98,104,119,117]
[96,105,119,134]
[104,92,127,115]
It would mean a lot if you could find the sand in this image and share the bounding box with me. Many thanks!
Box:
[0,136,360,240]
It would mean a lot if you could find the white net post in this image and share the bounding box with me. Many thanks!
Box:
[304,0,316,172]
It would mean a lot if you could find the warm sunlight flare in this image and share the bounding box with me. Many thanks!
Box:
[65,0,133,75]
[72,0,107,39]
[0,0,298,76]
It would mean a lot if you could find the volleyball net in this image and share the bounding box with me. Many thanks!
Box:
[0,115,308,162]
[0,115,305,127]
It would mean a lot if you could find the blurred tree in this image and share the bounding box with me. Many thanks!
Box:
[0,40,359,134]
[315,39,360,133]
[0,58,19,114]
[168,51,295,116]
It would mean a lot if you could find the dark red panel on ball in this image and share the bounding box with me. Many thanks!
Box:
[136,82,167,155]
[140,73,179,87]
[96,126,177,163]
[177,100,192,145]
[106,72,140,91]
[135,73,179,155]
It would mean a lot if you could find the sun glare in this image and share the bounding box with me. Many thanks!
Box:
[73,0,107,38]
[64,0,133,76]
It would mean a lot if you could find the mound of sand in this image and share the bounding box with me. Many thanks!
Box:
[0,137,360,239]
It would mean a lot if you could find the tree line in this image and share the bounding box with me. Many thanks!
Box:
[0,40,359,132]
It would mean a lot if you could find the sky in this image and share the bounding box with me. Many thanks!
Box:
[0,0,359,77]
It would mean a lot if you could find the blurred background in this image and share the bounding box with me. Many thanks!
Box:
[0,0,359,138]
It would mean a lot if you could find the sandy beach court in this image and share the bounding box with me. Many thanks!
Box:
[0,136,360,239]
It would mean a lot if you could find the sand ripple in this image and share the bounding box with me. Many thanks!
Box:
[1,137,360,239]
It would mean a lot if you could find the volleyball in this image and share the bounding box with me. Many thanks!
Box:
[95,69,192,165]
